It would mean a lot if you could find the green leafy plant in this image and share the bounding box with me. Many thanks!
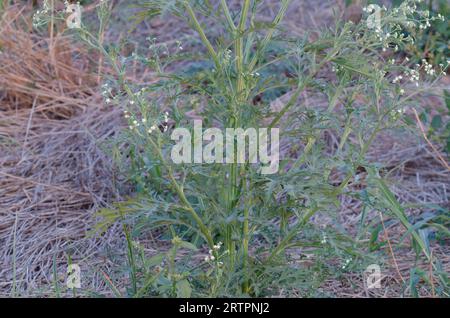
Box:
[52,0,449,297]
[423,89,450,154]
[392,0,449,66]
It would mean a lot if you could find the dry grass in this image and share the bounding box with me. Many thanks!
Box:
[0,3,124,296]
[0,1,448,297]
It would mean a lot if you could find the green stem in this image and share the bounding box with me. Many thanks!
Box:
[231,1,258,292]
[226,116,237,268]
[148,138,216,250]
[235,0,251,100]
[184,1,220,69]
[242,176,250,293]
[269,53,336,129]
[248,0,291,70]
[266,207,319,263]
[224,0,251,269]
[220,0,236,31]
[122,220,137,295]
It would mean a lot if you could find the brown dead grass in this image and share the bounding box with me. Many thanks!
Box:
[0,6,98,117]
[0,3,124,296]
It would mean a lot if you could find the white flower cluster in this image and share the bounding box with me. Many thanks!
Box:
[390,106,406,120]
[362,4,387,12]
[126,109,170,134]
[394,0,445,30]
[391,59,448,89]
[123,91,170,134]
[101,83,113,104]
[372,1,450,96]
[422,59,435,76]
[32,0,79,28]
[392,75,403,84]
[32,0,51,28]
[362,0,446,52]
[163,111,169,131]
[176,40,184,51]
[332,65,344,74]
[147,111,169,134]
[341,258,352,270]
[406,68,420,86]
[204,241,223,262]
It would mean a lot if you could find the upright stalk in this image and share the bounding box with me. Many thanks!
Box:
[248,0,291,70]
[184,1,220,69]
[234,0,252,293]
[220,0,236,31]
[242,175,250,293]
[235,0,251,98]
[150,138,216,250]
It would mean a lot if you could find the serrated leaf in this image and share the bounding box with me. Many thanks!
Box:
[176,279,192,298]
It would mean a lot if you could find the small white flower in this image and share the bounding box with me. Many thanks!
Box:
[148,125,157,134]
[213,241,223,251]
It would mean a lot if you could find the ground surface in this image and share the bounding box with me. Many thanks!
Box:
[0,0,448,297]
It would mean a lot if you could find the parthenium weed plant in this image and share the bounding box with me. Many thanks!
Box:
[36,0,449,297]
